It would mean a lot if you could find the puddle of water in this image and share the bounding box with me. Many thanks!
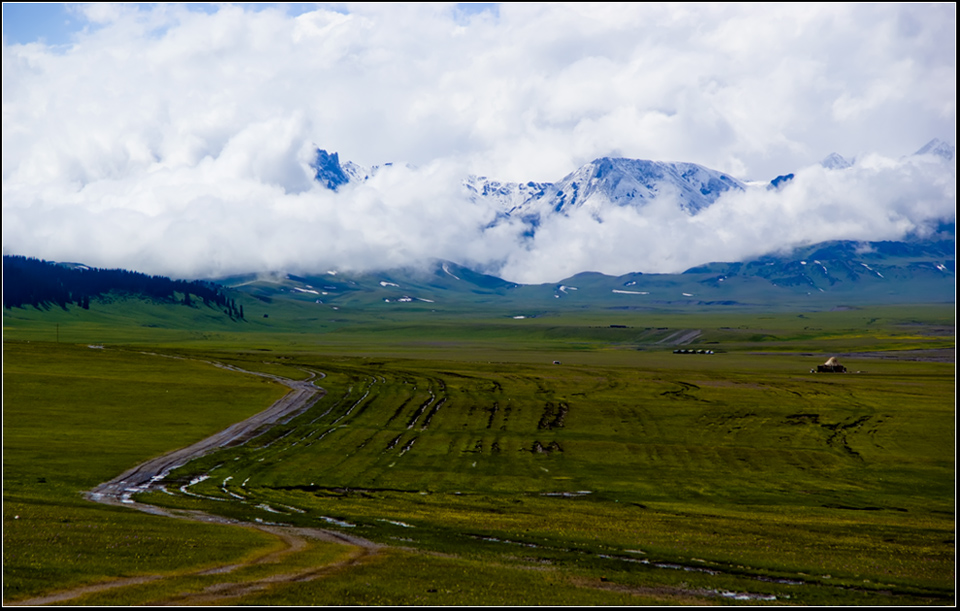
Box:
[178,475,228,502]
[541,491,592,498]
[318,516,356,528]
[719,590,777,601]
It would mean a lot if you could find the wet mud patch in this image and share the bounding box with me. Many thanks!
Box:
[659,382,708,402]
[822,503,908,513]
[399,437,418,455]
[406,393,437,429]
[462,439,484,454]
[385,434,403,451]
[537,402,569,430]
[485,402,499,429]
[525,440,563,454]
[786,413,821,425]
[385,395,415,427]
[420,398,446,429]
[822,415,871,459]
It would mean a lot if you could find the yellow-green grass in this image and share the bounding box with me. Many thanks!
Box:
[228,545,940,607]
[41,536,355,606]
[3,300,954,605]
[2,341,290,601]
[4,298,954,357]
[144,352,954,605]
[225,547,685,606]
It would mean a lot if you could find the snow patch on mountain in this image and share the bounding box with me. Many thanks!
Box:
[463,158,745,220]
[913,138,955,161]
[311,148,380,189]
[301,142,953,284]
[462,176,551,214]
[549,158,745,214]
[821,152,854,170]
[313,145,747,219]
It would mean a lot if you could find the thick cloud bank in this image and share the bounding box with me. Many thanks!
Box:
[497,154,955,283]
[2,4,955,283]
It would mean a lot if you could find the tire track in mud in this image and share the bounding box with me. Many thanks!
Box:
[86,361,326,507]
[823,415,872,460]
[406,391,438,429]
[419,397,446,429]
[659,381,707,401]
[537,401,568,430]
[9,353,383,607]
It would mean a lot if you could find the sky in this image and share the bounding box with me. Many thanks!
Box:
[2,3,956,283]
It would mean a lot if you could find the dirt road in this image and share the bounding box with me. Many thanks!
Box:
[5,359,382,606]
[86,364,323,508]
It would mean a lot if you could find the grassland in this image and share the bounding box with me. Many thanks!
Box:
[2,300,955,605]
[1,342,293,600]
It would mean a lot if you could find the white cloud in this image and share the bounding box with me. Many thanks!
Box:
[2,3,955,283]
[496,153,953,283]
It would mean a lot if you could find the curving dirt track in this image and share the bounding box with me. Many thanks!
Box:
[86,364,325,508]
[8,516,380,606]
[9,359,381,606]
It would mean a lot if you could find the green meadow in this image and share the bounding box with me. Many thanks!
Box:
[2,299,955,605]
[1,341,288,601]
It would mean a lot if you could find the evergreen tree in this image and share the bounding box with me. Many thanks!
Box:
[2,255,243,322]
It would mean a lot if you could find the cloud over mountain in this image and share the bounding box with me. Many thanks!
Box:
[2,4,955,283]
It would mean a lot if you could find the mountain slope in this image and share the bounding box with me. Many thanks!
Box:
[309,141,952,248]
[217,230,954,312]
[2,255,246,319]
[465,157,744,220]
[913,138,955,161]
[821,152,854,170]
[311,146,745,218]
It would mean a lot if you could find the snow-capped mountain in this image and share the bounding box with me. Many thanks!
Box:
[819,139,955,172]
[768,173,795,190]
[821,152,854,170]
[311,140,953,221]
[913,138,955,161]
[313,148,745,216]
[461,176,551,214]
[312,148,746,221]
[463,158,745,220]
[513,158,744,217]
[312,149,368,190]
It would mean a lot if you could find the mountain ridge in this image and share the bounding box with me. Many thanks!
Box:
[212,229,954,310]
[313,137,954,222]
[6,228,952,319]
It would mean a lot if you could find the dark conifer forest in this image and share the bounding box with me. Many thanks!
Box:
[2,255,244,320]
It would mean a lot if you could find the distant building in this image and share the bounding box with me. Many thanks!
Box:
[815,356,846,373]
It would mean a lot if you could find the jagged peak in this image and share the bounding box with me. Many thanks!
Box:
[311,148,374,190]
[821,152,854,170]
[768,173,795,190]
[312,149,350,191]
[913,138,955,161]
